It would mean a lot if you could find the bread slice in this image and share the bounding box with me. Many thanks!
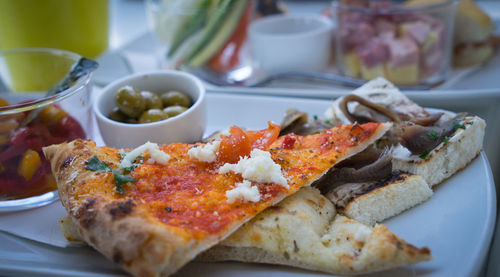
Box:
[198,187,432,274]
[392,116,485,187]
[326,172,433,226]
[453,42,495,68]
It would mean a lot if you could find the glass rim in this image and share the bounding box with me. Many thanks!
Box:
[0,47,92,116]
[333,0,458,15]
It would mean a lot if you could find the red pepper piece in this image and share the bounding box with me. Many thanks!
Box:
[207,0,254,74]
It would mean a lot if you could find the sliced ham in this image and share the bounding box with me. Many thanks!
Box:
[385,36,420,67]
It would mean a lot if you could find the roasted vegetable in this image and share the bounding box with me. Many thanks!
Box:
[17,149,41,181]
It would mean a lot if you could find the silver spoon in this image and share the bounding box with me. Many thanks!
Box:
[183,65,435,90]
[20,57,98,127]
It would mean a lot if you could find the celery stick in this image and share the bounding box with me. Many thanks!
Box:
[181,0,234,64]
[167,0,212,57]
[188,0,248,67]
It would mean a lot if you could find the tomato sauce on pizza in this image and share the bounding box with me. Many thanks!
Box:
[43,121,391,277]
[65,122,385,239]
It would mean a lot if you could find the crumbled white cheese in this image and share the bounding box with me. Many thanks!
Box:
[119,141,170,170]
[354,225,372,243]
[188,140,220,162]
[392,144,413,161]
[219,149,288,188]
[226,180,261,204]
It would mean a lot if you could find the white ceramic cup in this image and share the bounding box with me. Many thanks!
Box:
[94,70,206,149]
[249,14,333,74]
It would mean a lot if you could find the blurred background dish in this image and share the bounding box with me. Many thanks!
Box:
[94,71,206,149]
[333,0,458,87]
[405,0,497,67]
[248,13,333,74]
[0,48,94,208]
[0,0,109,58]
[145,0,257,75]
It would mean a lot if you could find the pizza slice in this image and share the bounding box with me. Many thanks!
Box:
[43,122,390,277]
[198,187,432,274]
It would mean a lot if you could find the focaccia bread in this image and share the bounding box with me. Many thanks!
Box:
[198,187,432,274]
[327,172,432,226]
[43,122,390,277]
[321,78,486,225]
[392,116,486,187]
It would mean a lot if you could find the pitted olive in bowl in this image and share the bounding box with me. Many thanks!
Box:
[94,71,206,148]
[109,85,193,124]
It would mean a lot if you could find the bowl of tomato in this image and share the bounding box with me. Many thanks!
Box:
[0,48,95,210]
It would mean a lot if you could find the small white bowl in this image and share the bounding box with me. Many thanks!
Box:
[249,14,333,74]
[94,71,206,148]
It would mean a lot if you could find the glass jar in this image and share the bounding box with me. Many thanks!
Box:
[145,0,255,75]
[333,0,457,86]
[0,48,93,208]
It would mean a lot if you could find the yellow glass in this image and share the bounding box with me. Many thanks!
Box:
[0,0,109,59]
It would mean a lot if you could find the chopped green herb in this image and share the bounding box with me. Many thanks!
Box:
[86,156,111,172]
[419,150,431,159]
[443,136,449,143]
[114,183,125,194]
[452,123,466,131]
[324,119,330,124]
[135,155,147,161]
[121,165,138,174]
[120,152,145,162]
[466,121,474,125]
[453,116,465,121]
[313,115,318,120]
[427,130,439,140]
[85,155,136,194]
[114,172,135,185]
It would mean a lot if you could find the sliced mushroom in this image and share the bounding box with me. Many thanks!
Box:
[327,171,405,209]
[410,112,443,126]
[314,147,393,194]
[396,113,467,155]
[327,182,375,209]
[339,95,402,124]
[280,109,335,136]
[279,109,309,136]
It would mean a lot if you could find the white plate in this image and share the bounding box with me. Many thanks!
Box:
[0,92,496,277]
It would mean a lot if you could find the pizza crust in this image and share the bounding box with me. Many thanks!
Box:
[197,187,431,274]
[43,122,393,276]
[44,140,219,277]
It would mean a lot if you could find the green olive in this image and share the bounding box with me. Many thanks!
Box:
[140,90,163,110]
[161,91,192,107]
[163,105,187,117]
[138,109,169,123]
[115,85,146,118]
[108,107,128,122]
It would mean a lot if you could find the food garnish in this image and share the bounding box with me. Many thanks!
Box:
[85,155,136,194]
